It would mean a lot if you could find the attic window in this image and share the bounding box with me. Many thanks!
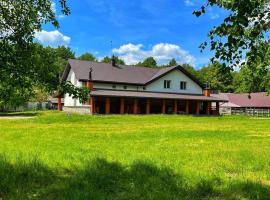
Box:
[180,81,187,90]
[164,80,171,89]
[112,85,116,89]
[123,86,127,89]
[143,86,146,90]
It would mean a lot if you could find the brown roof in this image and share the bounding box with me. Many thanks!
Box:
[62,59,204,88]
[212,93,270,107]
[91,89,226,102]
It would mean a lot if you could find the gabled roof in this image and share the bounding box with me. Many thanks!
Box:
[212,93,270,107]
[62,59,204,88]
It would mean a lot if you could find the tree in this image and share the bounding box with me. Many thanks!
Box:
[168,58,177,66]
[77,52,97,61]
[182,64,202,80]
[55,46,75,72]
[194,1,270,68]
[101,56,125,65]
[136,57,157,68]
[235,41,270,93]
[0,0,88,109]
[198,62,233,92]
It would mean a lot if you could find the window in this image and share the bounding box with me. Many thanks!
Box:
[112,85,116,89]
[123,85,127,89]
[180,81,187,90]
[143,86,146,90]
[164,80,171,89]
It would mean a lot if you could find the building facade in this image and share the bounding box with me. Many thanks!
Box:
[212,93,270,116]
[60,59,226,115]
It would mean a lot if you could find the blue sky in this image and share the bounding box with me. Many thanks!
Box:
[35,0,227,69]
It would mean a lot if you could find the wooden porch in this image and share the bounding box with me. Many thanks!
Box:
[90,96,220,115]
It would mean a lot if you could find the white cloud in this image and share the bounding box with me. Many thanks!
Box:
[51,2,56,13]
[112,43,196,66]
[184,0,194,6]
[58,14,66,19]
[34,30,71,47]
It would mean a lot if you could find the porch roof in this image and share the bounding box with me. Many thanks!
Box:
[90,90,227,102]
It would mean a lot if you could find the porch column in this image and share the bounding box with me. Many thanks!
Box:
[216,102,220,115]
[90,96,95,114]
[57,96,62,111]
[174,100,178,114]
[105,97,110,114]
[161,99,166,114]
[196,101,200,115]
[206,101,211,115]
[185,100,189,114]
[120,98,125,114]
[146,99,151,114]
[133,99,138,114]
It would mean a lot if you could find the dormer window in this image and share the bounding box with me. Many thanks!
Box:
[180,81,187,90]
[164,80,171,89]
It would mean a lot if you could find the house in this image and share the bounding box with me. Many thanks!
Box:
[60,58,226,115]
[212,93,270,116]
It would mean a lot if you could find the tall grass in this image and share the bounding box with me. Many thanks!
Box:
[0,112,270,199]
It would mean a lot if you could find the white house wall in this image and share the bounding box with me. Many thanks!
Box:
[65,69,203,107]
[64,69,83,106]
[94,70,203,94]
[146,70,203,94]
[94,83,145,91]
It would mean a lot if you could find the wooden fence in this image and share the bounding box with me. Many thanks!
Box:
[231,108,270,117]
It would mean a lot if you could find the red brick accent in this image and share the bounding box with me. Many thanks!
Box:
[174,100,178,114]
[105,97,110,114]
[120,98,125,114]
[133,99,138,114]
[185,100,189,114]
[57,96,62,111]
[146,99,150,114]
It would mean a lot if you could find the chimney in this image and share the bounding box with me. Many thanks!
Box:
[87,67,93,90]
[204,82,210,97]
[112,55,116,66]
[89,67,93,80]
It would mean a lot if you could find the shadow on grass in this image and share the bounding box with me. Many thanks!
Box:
[0,156,269,200]
[0,112,40,117]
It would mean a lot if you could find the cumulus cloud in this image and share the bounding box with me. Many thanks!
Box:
[34,30,71,47]
[112,43,196,66]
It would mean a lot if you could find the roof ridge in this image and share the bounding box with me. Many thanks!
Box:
[69,58,162,70]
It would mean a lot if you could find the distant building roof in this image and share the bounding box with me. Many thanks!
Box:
[91,89,226,102]
[62,59,205,88]
[212,93,270,108]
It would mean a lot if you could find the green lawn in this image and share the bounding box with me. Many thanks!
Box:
[1,112,270,199]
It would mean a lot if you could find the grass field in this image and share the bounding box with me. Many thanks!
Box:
[0,112,270,199]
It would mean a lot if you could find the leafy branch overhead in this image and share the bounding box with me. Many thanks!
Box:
[0,0,89,107]
[194,0,270,68]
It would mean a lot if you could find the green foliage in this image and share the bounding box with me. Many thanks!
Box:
[182,64,202,80]
[199,62,234,92]
[136,57,157,67]
[235,41,270,93]
[54,46,75,72]
[0,0,88,109]
[77,52,97,61]
[168,58,177,66]
[101,56,125,65]
[195,0,270,68]
[0,113,270,199]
